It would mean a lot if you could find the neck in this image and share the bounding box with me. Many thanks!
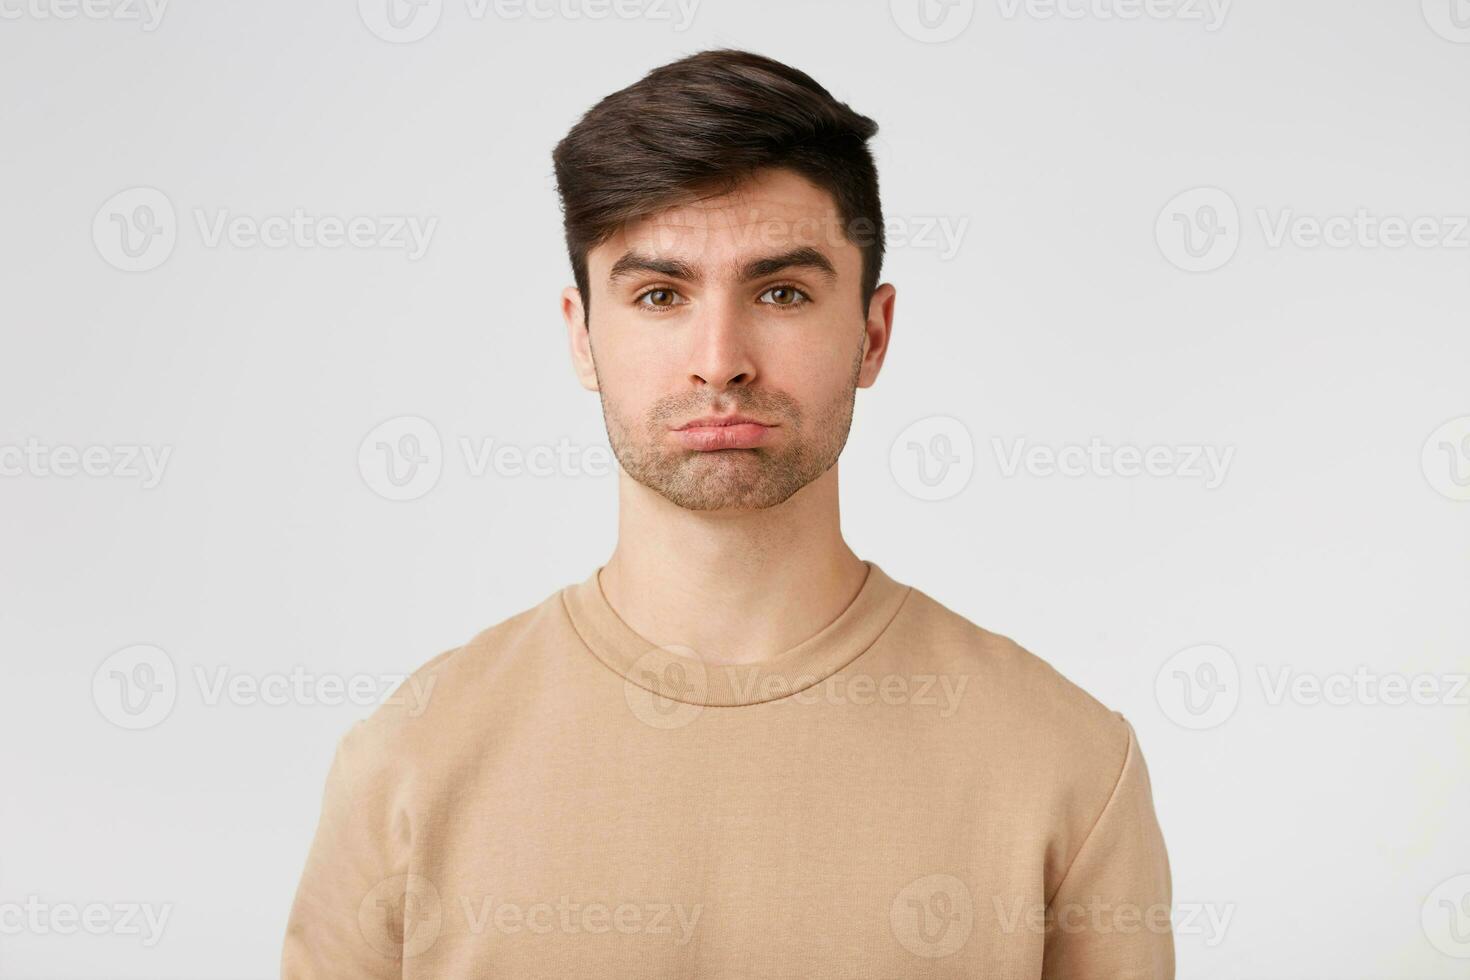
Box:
[598,463,867,665]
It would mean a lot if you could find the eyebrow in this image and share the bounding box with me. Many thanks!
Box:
[608,252,701,284]
[606,246,838,286]
[741,247,837,284]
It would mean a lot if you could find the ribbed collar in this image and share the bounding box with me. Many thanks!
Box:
[561,560,911,708]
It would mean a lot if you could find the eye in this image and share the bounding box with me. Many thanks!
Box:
[635,288,685,311]
[758,285,810,308]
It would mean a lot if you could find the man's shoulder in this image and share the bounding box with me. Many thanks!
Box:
[891,583,1136,775]
[338,580,574,751]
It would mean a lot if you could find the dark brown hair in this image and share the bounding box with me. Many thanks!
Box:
[551,49,885,319]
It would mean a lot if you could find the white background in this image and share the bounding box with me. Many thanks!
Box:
[1,0,1468,976]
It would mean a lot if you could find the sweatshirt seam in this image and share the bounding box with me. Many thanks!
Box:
[1044,715,1134,908]
[561,586,653,694]
[558,583,914,708]
[732,583,914,708]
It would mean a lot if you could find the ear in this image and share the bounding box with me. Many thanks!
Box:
[562,286,599,392]
[856,283,896,389]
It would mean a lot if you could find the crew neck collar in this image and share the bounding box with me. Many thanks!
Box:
[561,560,911,708]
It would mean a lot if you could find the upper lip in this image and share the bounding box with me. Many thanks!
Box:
[674,413,773,430]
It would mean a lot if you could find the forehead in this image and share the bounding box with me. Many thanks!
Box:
[589,168,860,279]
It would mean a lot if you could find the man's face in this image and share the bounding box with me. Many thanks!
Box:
[566,167,892,512]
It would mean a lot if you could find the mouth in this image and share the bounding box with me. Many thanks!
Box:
[674,414,770,431]
[670,414,777,451]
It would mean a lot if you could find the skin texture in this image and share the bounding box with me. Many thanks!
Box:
[560,166,896,665]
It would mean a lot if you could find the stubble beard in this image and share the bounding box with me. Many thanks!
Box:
[597,343,865,512]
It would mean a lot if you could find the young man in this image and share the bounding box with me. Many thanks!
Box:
[283,49,1174,977]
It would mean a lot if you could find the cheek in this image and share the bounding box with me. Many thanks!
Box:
[598,326,679,386]
[591,318,681,415]
[762,324,862,391]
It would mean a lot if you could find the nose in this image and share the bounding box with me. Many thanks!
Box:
[687,295,756,391]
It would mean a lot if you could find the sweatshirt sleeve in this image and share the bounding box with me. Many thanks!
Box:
[1041,717,1175,979]
[281,722,419,978]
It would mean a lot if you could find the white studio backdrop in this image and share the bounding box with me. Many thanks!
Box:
[1,0,1467,977]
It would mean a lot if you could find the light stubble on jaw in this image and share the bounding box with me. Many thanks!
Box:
[597,339,866,512]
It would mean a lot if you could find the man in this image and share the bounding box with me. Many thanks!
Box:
[283,48,1174,977]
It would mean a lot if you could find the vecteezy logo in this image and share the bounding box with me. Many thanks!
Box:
[890,0,975,42]
[358,0,443,42]
[93,187,177,272]
[1423,0,1470,42]
[1155,643,1239,730]
[1156,187,1240,272]
[1422,415,1470,502]
[890,416,975,502]
[624,645,708,730]
[92,644,178,730]
[890,874,974,958]
[358,874,442,958]
[1422,873,1470,958]
[358,416,443,501]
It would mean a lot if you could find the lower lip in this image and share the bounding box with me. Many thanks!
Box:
[671,423,775,450]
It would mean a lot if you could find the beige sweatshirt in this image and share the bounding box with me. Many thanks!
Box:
[282,560,1174,978]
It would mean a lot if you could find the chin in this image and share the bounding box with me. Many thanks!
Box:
[658,471,809,512]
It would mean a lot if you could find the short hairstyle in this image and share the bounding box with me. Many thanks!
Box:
[551,48,885,321]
